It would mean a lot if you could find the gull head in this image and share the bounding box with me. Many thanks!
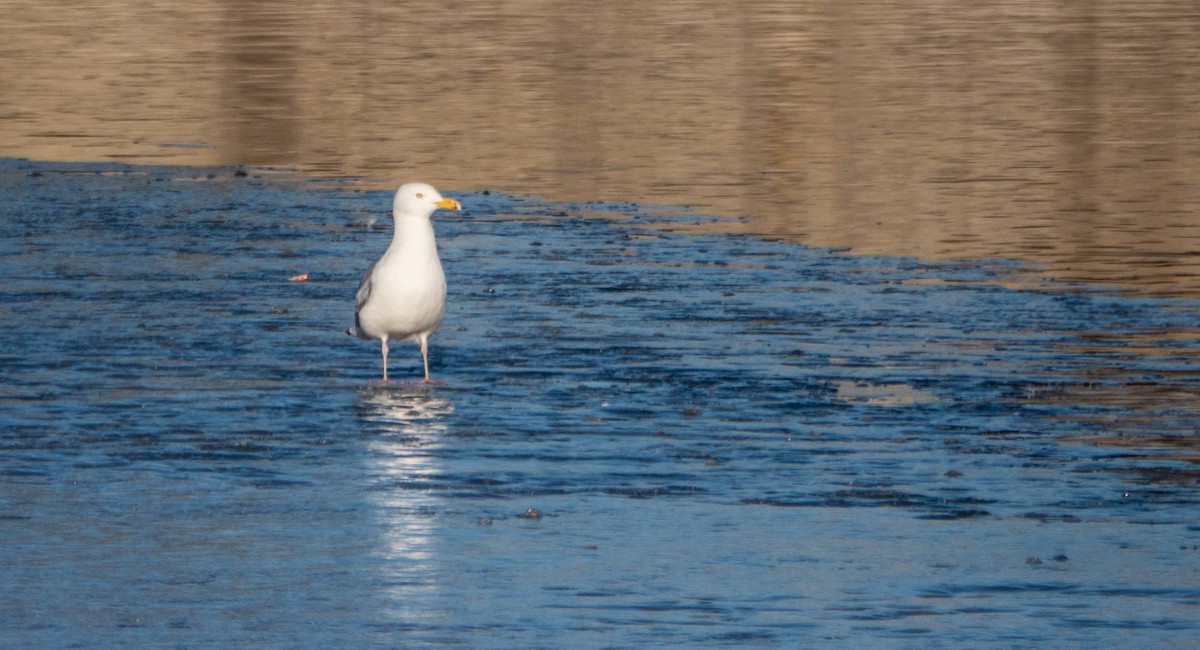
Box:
[393,182,462,220]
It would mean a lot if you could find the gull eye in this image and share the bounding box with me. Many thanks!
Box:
[415,192,424,199]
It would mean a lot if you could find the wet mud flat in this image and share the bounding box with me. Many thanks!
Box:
[1,158,1198,648]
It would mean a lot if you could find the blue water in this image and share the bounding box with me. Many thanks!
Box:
[1,158,1198,648]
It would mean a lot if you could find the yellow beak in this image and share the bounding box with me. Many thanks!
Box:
[435,197,462,211]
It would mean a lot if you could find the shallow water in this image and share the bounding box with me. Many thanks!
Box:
[1,159,1198,647]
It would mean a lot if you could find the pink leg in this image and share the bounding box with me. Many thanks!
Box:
[419,336,431,383]
[381,337,389,383]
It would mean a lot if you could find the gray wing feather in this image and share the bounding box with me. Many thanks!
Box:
[348,261,376,338]
[354,261,375,312]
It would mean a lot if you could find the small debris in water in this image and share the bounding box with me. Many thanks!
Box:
[521,508,543,520]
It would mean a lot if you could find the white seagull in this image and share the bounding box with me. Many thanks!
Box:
[348,182,461,382]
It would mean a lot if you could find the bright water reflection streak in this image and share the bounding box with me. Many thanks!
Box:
[356,386,455,628]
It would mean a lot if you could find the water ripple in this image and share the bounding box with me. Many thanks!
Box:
[1,159,1198,647]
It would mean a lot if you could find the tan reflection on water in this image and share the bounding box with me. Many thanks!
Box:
[3,1,1199,295]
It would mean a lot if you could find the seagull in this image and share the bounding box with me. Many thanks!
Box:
[348,182,461,383]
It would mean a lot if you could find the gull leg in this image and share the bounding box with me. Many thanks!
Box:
[419,336,431,383]
[381,337,389,383]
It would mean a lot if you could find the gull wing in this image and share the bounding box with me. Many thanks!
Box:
[354,261,376,312]
[348,261,377,338]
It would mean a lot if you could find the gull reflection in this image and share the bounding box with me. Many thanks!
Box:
[356,385,454,615]
[358,385,455,441]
